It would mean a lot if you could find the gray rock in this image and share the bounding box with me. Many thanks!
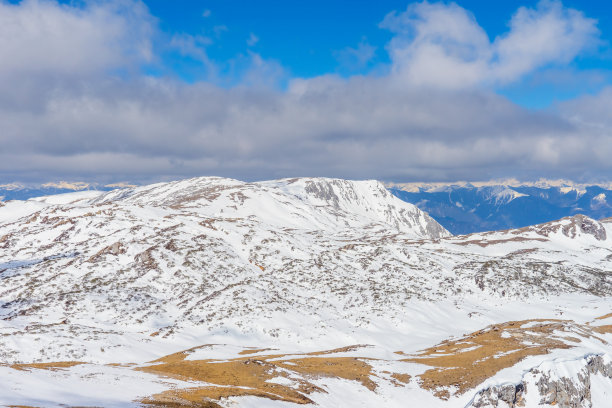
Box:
[468,355,612,408]
[470,383,525,407]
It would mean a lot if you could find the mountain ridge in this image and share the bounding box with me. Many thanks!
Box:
[389,181,612,234]
[0,176,611,407]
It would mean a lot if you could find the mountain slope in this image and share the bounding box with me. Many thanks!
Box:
[0,177,611,407]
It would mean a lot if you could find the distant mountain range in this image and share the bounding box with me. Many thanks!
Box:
[0,182,131,201]
[388,179,612,234]
[2,179,611,236]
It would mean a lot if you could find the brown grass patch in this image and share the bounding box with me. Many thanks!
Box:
[7,406,42,408]
[304,344,370,356]
[390,373,411,385]
[592,325,612,334]
[399,319,604,399]
[276,357,377,391]
[138,346,377,406]
[10,361,85,372]
[237,348,276,355]
[141,389,223,407]
[595,313,612,321]
[106,362,136,367]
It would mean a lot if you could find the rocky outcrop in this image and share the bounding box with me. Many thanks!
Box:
[469,355,612,408]
[535,371,590,408]
[532,215,607,241]
[470,383,525,407]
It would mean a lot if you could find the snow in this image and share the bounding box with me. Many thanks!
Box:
[28,190,104,204]
[0,363,199,407]
[591,373,612,407]
[388,179,612,192]
[0,176,610,407]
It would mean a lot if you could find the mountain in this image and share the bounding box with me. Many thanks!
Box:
[0,182,115,201]
[0,177,611,407]
[388,180,612,234]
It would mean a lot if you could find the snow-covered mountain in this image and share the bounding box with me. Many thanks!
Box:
[388,180,612,234]
[0,182,115,202]
[0,177,611,407]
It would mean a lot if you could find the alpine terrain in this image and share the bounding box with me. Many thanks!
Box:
[0,177,611,407]
[388,180,612,235]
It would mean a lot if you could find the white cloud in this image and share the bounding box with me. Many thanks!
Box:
[0,0,153,78]
[2,73,608,183]
[493,1,600,83]
[0,0,608,184]
[381,0,599,88]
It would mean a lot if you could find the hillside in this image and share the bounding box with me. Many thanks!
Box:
[0,177,611,407]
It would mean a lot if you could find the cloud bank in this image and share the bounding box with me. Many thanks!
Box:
[0,0,610,183]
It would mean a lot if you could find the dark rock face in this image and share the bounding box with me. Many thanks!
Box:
[469,355,612,408]
[568,215,607,241]
[304,179,344,208]
[536,371,590,408]
[532,215,607,241]
[470,383,525,407]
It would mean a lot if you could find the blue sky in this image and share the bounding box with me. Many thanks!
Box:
[145,0,612,107]
[0,0,611,184]
[26,0,611,105]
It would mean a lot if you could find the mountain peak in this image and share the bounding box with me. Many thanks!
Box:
[89,176,450,239]
[41,181,92,190]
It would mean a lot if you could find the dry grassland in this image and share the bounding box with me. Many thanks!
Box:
[138,344,378,407]
[399,318,612,399]
[9,361,85,372]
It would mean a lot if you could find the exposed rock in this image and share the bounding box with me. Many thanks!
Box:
[532,215,607,241]
[561,215,607,241]
[304,179,343,208]
[470,383,525,407]
[469,355,612,408]
[86,241,126,262]
[536,370,590,408]
[135,246,158,270]
[587,355,612,377]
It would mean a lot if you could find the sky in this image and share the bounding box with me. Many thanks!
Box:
[0,0,611,184]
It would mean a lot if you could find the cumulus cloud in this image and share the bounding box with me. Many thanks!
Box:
[0,0,153,78]
[381,0,599,88]
[0,0,609,184]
